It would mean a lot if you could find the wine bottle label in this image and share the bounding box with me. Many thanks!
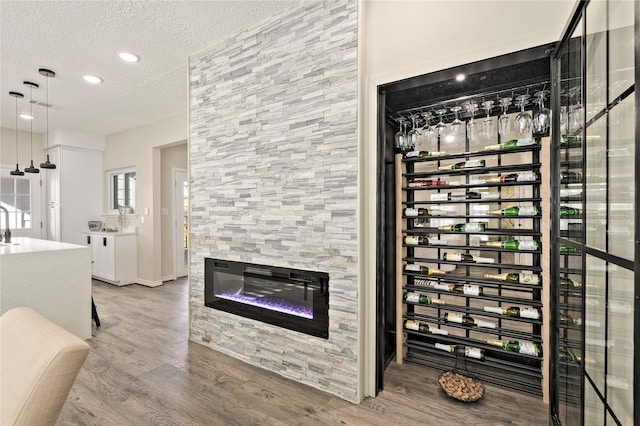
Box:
[404,320,420,331]
[515,138,535,147]
[518,240,538,251]
[519,341,539,356]
[520,307,540,319]
[405,293,420,303]
[433,283,453,292]
[516,171,537,182]
[446,312,463,323]
[435,343,453,353]
[463,285,480,296]
[405,208,419,217]
[465,347,483,360]
[518,206,538,216]
[465,160,484,168]
[431,193,449,201]
[405,264,421,272]
[519,274,540,285]
[432,328,448,336]
[475,256,495,264]
[476,319,496,329]
[483,306,503,314]
[405,236,420,245]
[444,253,463,262]
[480,192,500,200]
[408,180,437,188]
[404,151,421,158]
[465,223,484,232]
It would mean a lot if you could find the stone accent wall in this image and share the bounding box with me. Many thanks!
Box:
[189,1,359,402]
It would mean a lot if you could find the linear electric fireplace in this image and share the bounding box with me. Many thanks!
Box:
[204,258,329,339]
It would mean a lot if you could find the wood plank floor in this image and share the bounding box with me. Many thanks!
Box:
[58,279,549,425]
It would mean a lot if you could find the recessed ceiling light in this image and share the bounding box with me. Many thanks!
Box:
[19,113,34,120]
[118,52,140,62]
[83,75,103,84]
[456,73,466,82]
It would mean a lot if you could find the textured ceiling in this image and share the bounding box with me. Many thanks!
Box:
[1,0,298,136]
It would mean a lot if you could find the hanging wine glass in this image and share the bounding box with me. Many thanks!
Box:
[514,94,532,135]
[532,90,551,134]
[466,103,479,143]
[394,117,406,150]
[434,108,448,139]
[481,100,495,141]
[498,97,512,137]
[450,106,464,135]
[406,114,420,150]
[421,112,436,147]
[559,106,568,135]
[401,118,411,150]
[568,86,583,134]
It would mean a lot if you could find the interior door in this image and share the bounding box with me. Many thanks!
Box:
[174,169,188,278]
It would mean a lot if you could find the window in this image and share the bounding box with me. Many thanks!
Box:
[0,176,32,229]
[108,168,136,213]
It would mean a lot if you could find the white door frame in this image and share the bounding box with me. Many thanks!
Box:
[172,168,188,278]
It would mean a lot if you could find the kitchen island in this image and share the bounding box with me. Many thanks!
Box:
[0,237,92,339]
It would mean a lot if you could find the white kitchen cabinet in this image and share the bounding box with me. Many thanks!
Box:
[82,231,137,286]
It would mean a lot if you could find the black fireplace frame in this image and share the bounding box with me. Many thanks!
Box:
[204,258,330,339]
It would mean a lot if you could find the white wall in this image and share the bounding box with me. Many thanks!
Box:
[1,127,44,166]
[104,114,187,286]
[359,0,576,398]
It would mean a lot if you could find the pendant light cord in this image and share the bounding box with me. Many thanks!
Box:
[29,86,33,158]
[15,95,18,153]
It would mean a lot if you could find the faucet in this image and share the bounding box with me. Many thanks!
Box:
[0,206,11,243]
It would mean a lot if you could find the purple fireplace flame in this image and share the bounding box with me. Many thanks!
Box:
[205,258,329,338]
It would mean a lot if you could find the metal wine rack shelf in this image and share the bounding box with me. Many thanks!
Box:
[399,142,544,396]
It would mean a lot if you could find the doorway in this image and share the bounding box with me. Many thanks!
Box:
[173,169,188,278]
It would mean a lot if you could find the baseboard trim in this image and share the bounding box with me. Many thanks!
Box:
[162,274,177,282]
[137,278,163,288]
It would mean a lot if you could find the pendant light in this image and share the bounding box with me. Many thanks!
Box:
[9,91,25,176]
[23,81,40,173]
[38,68,56,170]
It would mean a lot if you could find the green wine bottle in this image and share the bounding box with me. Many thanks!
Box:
[404,264,447,275]
[559,277,582,289]
[559,348,580,363]
[444,312,495,329]
[561,134,581,144]
[486,206,539,216]
[443,252,494,264]
[404,150,446,158]
[404,319,448,335]
[560,206,581,216]
[560,244,578,253]
[483,272,540,285]
[484,138,537,151]
[435,343,485,360]
[437,222,487,232]
[483,171,537,183]
[559,312,581,326]
[483,305,540,319]
[404,207,447,217]
[437,160,485,170]
[403,291,446,305]
[404,236,446,246]
[482,239,539,251]
[432,283,483,296]
[486,339,540,356]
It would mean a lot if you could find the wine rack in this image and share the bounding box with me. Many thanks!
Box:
[399,142,544,395]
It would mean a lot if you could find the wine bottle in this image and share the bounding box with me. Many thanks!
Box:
[432,283,483,296]
[404,236,446,246]
[404,319,448,335]
[483,305,540,320]
[404,150,446,158]
[438,160,485,171]
[435,343,485,360]
[483,171,537,183]
[559,277,582,289]
[481,239,539,251]
[444,312,495,329]
[430,191,499,201]
[408,179,447,188]
[443,252,494,264]
[559,348,581,363]
[559,244,578,253]
[404,207,447,217]
[483,272,540,285]
[486,339,540,357]
[486,206,540,216]
[404,264,447,275]
[560,188,582,198]
[437,222,486,232]
[560,170,582,183]
[561,134,581,144]
[484,138,537,151]
[403,291,446,305]
[560,206,581,217]
[559,312,581,326]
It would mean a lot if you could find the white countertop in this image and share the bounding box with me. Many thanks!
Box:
[0,237,88,255]
[81,230,137,236]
